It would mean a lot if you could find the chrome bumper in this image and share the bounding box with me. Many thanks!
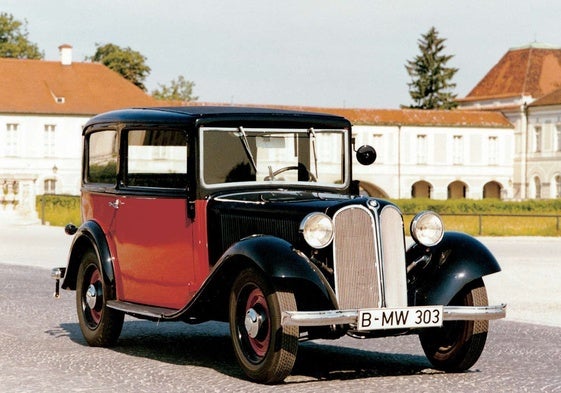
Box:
[281,304,507,327]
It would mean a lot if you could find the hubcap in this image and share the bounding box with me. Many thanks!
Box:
[245,308,262,338]
[86,284,98,309]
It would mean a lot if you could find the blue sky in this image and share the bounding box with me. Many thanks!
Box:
[3,0,561,108]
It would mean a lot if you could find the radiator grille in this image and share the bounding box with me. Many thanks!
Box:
[333,206,381,309]
[380,206,408,307]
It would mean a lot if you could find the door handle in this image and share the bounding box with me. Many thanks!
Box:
[108,199,124,209]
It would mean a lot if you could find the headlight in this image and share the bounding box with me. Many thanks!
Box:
[410,211,444,247]
[300,212,334,249]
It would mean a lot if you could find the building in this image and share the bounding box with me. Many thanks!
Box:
[459,43,561,199]
[0,45,157,221]
[12,42,561,223]
[318,108,514,199]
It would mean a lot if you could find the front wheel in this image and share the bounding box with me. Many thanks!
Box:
[419,278,489,371]
[76,249,124,347]
[229,268,299,384]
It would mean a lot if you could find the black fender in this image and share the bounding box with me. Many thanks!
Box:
[185,235,337,322]
[61,220,116,298]
[406,231,501,306]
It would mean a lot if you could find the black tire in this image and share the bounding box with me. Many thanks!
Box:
[76,249,124,347]
[229,268,299,384]
[419,278,489,372]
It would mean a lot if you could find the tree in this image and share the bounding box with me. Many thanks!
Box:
[151,75,198,102]
[0,12,43,59]
[405,27,458,109]
[87,43,151,91]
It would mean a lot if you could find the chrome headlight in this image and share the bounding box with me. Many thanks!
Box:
[300,212,334,249]
[410,211,444,247]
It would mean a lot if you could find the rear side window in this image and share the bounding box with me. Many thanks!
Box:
[125,129,188,189]
[87,130,118,184]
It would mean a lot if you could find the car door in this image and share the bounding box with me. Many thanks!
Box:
[110,128,195,310]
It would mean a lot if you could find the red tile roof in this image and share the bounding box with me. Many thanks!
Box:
[185,102,513,128]
[529,86,561,107]
[0,57,157,115]
[466,44,561,100]
[313,107,513,128]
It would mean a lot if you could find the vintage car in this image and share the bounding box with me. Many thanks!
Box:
[52,106,505,383]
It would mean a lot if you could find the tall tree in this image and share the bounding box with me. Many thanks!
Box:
[152,75,198,102]
[87,43,151,91]
[0,12,43,59]
[405,27,458,109]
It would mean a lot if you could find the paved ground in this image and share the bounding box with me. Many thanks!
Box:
[1,218,560,392]
[1,219,559,327]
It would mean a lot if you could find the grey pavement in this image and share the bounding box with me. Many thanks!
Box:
[1,216,560,327]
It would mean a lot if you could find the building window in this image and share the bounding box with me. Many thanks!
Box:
[556,125,561,152]
[371,134,383,162]
[452,135,463,164]
[6,123,18,156]
[44,179,56,194]
[417,134,427,164]
[554,175,561,198]
[44,124,56,157]
[533,176,542,199]
[533,126,542,153]
[488,136,498,165]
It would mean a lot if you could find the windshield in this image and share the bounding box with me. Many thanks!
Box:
[201,127,348,188]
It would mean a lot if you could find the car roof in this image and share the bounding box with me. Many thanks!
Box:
[83,106,351,132]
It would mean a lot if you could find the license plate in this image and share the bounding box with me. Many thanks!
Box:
[357,306,443,330]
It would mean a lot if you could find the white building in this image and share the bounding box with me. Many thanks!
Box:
[0,45,157,221]
[326,108,514,199]
[459,43,561,200]
[16,42,561,223]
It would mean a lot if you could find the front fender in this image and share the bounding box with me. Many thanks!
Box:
[222,235,336,310]
[407,231,501,306]
[61,220,115,298]
[186,235,337,322]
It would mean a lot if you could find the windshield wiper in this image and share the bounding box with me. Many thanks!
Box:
[237,126,257,173]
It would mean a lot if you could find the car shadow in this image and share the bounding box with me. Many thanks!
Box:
[59,320,434,383]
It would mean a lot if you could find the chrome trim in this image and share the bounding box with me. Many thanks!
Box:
[281,304,507,327]
[51,267,65,280]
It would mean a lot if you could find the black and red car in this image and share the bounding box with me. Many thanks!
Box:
[52,106,505,383]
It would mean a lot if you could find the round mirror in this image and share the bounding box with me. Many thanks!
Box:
[356,145,377,165]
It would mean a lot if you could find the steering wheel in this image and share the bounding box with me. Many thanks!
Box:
[264,165,317,182]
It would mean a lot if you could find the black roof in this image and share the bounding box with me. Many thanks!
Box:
[84,106,351,132]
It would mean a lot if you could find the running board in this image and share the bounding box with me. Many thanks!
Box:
[107,300,179,319]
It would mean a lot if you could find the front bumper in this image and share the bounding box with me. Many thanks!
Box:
[281,304,507,328]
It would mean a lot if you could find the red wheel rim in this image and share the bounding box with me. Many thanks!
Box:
[87,268,102,325]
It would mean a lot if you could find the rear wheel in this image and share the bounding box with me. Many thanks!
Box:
[229,268,299,384]
[419,278,489,371]
[76,249,124,347]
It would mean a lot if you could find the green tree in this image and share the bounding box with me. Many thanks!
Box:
[152,75,198,102]
[405,27,458,109]
[87,43,151,91]
[0,12,43,59]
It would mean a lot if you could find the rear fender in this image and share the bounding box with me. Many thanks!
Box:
[61,220,116,298]
[407,231,501,306]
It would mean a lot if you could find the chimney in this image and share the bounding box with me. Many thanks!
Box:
[58,44,73,65]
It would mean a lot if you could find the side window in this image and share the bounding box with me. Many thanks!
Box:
[126,129,188,189]
[87,130,118,184]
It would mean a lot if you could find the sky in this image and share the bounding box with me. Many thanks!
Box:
[3,0,561,109]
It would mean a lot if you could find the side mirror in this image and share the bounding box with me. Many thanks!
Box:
[356,145,377,165]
